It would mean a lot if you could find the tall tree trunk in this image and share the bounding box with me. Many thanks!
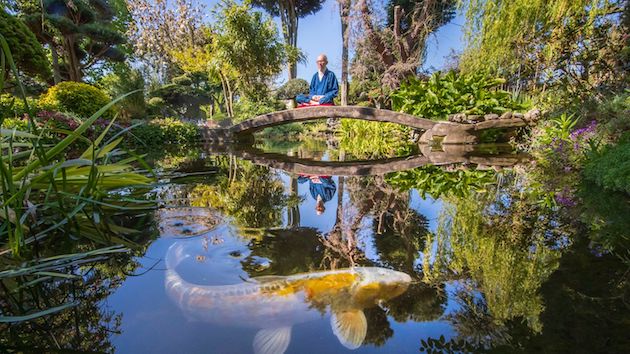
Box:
[50,45,61,84]
[64,36,82,82]
[280,1,298,80]
[339,0,351,106]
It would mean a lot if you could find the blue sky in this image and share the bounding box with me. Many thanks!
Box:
[202,0,465,82]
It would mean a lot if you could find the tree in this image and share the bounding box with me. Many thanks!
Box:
[0,9,51,82]
[22,0,127,82]
[460,0,628,99]
[126,0,205,82]
[338,0,351,105]
[251,0,325,80]
[352,0,456,102]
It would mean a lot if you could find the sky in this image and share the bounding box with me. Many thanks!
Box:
[201,0,466,83]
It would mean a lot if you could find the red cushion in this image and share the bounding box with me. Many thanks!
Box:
[297,103,335,108]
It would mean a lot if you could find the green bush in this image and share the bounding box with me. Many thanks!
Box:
[0,94,39,119]
[584,136,630,194]
[40,82,112,119]
[130,117,200,147]
[1,117,29,131]
[233,97,283,123]
[391,71,526,119]
[276,79,309,100]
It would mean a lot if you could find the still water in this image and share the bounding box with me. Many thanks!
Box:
[2,137,629,353]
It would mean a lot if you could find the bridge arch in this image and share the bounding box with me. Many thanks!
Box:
[228,106,436,134]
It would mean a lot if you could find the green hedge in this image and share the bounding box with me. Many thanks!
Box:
[40,82,112,119]
[129,118,200,147]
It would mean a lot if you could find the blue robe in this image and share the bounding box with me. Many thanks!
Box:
[296,69,339,104]
[298,176,336,203]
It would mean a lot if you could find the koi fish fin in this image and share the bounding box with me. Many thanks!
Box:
[253,327,292,354]
[331,310,367,350]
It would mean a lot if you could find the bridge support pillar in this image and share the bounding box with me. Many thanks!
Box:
[419,122,478,144]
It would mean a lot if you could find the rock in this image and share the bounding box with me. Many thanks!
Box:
[467,114,483,123]
[449,113,466,123]
[500,112,512,119]
[513,112,524,119]
[474,118,527,130]
[527,109,541,122]
[484,113,499,120]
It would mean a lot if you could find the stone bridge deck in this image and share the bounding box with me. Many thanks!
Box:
[202,106,541,144]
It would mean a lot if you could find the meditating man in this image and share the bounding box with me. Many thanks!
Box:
[296,54,339,106]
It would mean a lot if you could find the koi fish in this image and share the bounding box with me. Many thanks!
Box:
[164,242,411,354]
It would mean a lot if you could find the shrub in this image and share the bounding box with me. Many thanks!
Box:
[584,135,630,194]
[40,82,111,119]
[1,117,28,131]
[391,71,526,119]
[0,94,39,119]
[276,79,309,100]
[233,97,283,123]
[130,117,200,147]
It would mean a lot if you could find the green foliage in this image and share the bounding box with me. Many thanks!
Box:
[0,94,39,119]
[338,119,416,159]
[391,71,525,119]
[461,0,628,100]
[40,82,112,119]
[233,97,283,123]
[584,136,630,194]
[0,9,51,80]
[386,165,497,199]
[276,78,309,100]
[129,117,200,147]
[97,64,146,121]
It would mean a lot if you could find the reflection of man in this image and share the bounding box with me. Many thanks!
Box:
[298,175,336,215]
[296,54,339,106]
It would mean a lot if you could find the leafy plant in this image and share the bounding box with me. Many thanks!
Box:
[391,71,525,119]
[40,82,112,119]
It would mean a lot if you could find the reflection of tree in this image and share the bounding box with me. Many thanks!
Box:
[0,253,139,352]
[428,175,568,344]
[386,282,447,323]
[190,159,287,228]
[242,227,325,276]
[502,236,630,353]
[363,306,393,347]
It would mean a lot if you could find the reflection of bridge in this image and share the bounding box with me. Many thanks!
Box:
[202,106,534,144]
[227,145,530,176]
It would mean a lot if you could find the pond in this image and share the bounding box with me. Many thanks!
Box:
[1,136,629,354]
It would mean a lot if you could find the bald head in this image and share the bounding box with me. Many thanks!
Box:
[316,54,328,72]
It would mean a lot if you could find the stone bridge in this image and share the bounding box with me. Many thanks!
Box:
[202,106,541,144]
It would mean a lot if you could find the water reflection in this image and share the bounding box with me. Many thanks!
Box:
[164,241,411,354]
[3,142,628,353]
